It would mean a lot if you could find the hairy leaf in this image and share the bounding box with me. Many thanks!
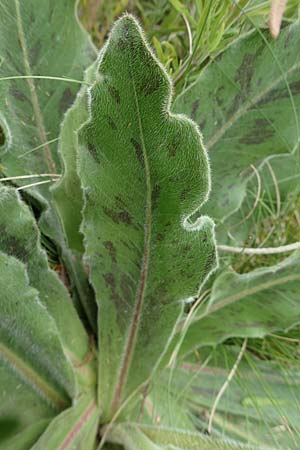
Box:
[106,423,264,450]
[52,63,97,253]
[50,62,99,328]
[174,22,300,223]
[0,185,96,389]
[105,423,160,450]
[0,252,74,444]
[78,15,216,419]
[0,0,96,198]
[0,0,98,328]
[32,392,99,450]
[142,425,267,450]
[179,252,300,354]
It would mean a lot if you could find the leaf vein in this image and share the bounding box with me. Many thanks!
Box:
[14,0,56,173]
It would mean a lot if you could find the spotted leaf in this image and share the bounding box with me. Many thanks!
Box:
[78,15,216,419]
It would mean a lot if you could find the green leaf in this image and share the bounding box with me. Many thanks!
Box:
[142,424,267,449]
[50,62,99,330]
[0,0,96,200]
[0,420,50,450]
[173,22,300,223]
[0,185,96,389]
[52,62,97,253]
[0,362,54,447]
[179,252,300,354]
[39,201,98,333]
[105,423,160,450]
[0,0,98,326]
[106,423,264,450]
[78,15,216,419]
[169,0,196,27]
[32,392,99,450]
[0,252,74,443]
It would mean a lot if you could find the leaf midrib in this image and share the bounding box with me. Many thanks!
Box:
[58,400,97,450]
[14,0,56,173]
[110,61,152,416]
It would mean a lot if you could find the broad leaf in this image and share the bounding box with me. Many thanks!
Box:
[0,252,73,446]
[106,423,264,450]
[0,186,96,388]
[0,0,98,328]
[174,22,300,224]
[32,392,99,450]
[78,15,216,419]
[0,0,96,199]
[179,252,300,355]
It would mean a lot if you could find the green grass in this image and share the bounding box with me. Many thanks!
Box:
[231,190,300,272]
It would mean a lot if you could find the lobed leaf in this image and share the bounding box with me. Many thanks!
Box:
[78,15,216,419]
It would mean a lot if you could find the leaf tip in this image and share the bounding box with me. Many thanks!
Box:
[107,13,144,50]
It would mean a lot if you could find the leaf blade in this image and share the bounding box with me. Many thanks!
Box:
[0,0,96,193]
[106,423,266,450]
[78,15,216,419]
[0,252,74,439]
[52,62,98,253]
[31,392,99,450]
[0,185,96,389]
